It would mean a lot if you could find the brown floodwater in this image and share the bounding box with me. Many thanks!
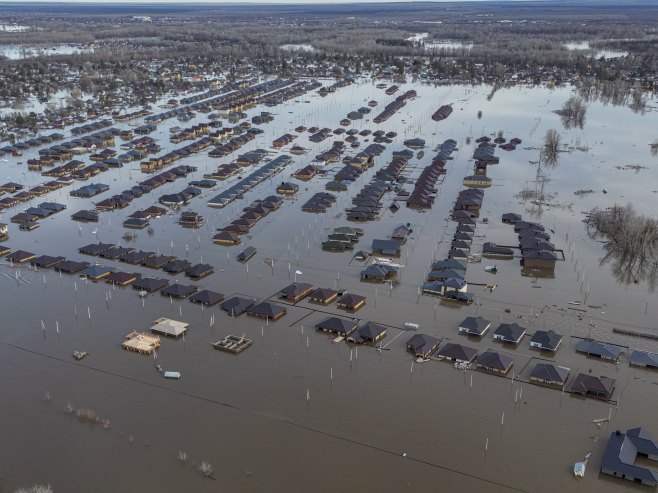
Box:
[1,80,658,492]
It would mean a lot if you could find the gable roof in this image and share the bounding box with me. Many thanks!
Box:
[601,429,658,485]
[530,330,562,350]
[493,323,527,343]
[316,317,357,335]
[476,350,513,372]
[437,342,478,363]
[406,334,439,357]
[458,316,491,335]
[221,296,255,315]
[530,363,569,384]
[575,340,622,360]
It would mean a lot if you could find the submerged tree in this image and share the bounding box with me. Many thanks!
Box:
[586,203,658,291]
[541,129,561,166]
[558,96,587,129]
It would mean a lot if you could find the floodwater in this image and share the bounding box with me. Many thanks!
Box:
[564,41,628,59]
[1,79,658,492]
[280,44,316,52]
[0,44,93,60]
[407,33,473,51]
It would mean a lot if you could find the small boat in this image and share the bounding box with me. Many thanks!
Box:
[484,264,497,273]
[573,452,592,478]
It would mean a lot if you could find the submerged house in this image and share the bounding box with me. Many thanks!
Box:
[476,351,513,375]
[529,363,570,389]
[280,282,314,302]
[436,343,478,365]
[630,350,658,370]
[347,322,387,344]
[458,316,491,337]
[406,334,440,359]
[492,323,527,345]
[308,287,338,305]
[570,373,616,400]
[247,301,286,321]
[221,296,255,316]
[575,340,622,362]
[316,317,357,337]
[529,330,562,352]
[371,239,402,257]
[600,428,658,487]
[336,293,366,312]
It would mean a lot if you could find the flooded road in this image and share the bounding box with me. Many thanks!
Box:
[1,80,657,492]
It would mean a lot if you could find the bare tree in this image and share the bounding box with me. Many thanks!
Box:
[558,96,587,129]
[586,203,658,290]
[541,129,560,165]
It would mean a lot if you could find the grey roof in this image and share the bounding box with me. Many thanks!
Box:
[221,296,255,315]
[570,373,615,396]
[530,363,569,384]
[349,322,387,343]
[575,340,622,360]
[493,323,527,343]
[601,429,658,485]
[81,264,114,278]
[476,350,513,372]
[185,263,214,278]
[459,316,491,336]
[161,283,197,298]
[431,259,467,271]
[189,289,224,306]
[437,343,478,363]
[630,350,658,368]
[247,301,286,319]
[54,260,89,273]
[316,317,357,335]
[133,277,169,292]
[406,334,439,357]
[530,330,562,351]
[280,282,313,298]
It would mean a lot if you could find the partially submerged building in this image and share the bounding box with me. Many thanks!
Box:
[600,428,658,487]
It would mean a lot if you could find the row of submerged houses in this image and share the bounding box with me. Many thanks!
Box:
[0,132,65,157]
[407,139,456,209]
[208,154,292,209]
[145,78,284,124]
[405,331,616,398]
[261,80,322,107]
[208,127,259,158]
[421,174,487,301]
[317,78,353,96]
[490,214,559,270]
[372,89,417,124]
[212,195,284,246]
[322,226,363,252]
[302,192,337,214]
[169,122,210,144]
[140,136,213,173]
[76,241,214,281]
[0,180,68,211]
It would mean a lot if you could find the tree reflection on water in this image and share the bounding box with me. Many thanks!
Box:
[586,203,658,291]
